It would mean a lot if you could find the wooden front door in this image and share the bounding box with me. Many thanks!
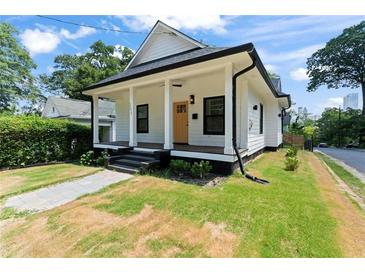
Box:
[173,101,188,144]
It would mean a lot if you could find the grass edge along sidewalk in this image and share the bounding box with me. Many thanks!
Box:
[315,152,365,211]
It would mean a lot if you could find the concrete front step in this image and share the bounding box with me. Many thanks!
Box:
[122,153,155,162]
[114,158,157,168]
[107,164,139,174]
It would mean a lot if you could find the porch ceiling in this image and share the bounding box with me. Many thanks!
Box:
[84,51,251,96]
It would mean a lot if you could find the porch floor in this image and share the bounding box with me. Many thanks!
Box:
[98,141,226,154]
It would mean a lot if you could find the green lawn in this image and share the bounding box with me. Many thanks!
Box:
[0,163,101,199]
[315,152,365,202]
[1,151,345,258]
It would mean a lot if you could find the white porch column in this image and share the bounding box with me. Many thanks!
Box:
[224,63,234,154]
[129,87,137,146]
[240,79,249,149]
[164,79,173,149]
[111,121,116,142]
[92,95,99,144]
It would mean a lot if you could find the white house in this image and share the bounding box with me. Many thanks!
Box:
[83,21,291,174]
[42,96,115,143]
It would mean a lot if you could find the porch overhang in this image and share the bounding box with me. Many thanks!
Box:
[82,43,290,108]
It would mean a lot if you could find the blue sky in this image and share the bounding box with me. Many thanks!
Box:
[1,15,364,114]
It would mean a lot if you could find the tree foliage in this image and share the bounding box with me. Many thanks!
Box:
[40,41,134,100]
[315,108,365,147]
[307,20,365,114]
[0,23,39,112]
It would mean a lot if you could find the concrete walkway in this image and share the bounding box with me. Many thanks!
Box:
[4,170,133,212]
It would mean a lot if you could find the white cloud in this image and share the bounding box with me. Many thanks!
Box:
[290,67,309,81]
[318,97,343,112]
[20,24,97,55]
[234,16,364,44]
[264,64,278,73]
[20,28,60,56]
[101,19,121,32]
[60,26,96,40]
[260,44,324,65]
[113,44,125,59]
[117,15,231,34]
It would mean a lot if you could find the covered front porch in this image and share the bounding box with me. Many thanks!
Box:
[87,51,254,163]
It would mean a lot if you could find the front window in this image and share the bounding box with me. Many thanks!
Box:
[204,96,225,135]
[137,104,148,133]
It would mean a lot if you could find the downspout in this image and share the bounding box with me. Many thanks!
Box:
[232,50,270,184]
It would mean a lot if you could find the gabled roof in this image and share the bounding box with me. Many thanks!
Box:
[42,96,115,119]
[125,20,207,69]
[87,46,230,89]
[83,20,291,107]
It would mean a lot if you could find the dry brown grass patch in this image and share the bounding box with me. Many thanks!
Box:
[309,153,365,257]
[1,192,238,258]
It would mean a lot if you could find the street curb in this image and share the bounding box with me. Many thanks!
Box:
[314,149,365,184]
[316,153,365,211]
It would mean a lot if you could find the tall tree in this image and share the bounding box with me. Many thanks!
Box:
[0,23,38,112]
[41,41,134,100]
[307,20,365,115]
[316,107,364,146]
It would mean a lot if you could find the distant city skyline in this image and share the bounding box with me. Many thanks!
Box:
[343,93,359,110]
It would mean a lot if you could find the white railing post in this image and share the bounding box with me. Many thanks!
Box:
[224,63,234,154]
[129,87,137,146]
[164,79,173,149]
[93,95,99,144]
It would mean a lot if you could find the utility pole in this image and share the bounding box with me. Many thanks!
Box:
[338,105,341,147]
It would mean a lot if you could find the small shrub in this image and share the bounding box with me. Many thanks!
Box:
[95,151,109,167]
[170,160,191,176]
[80,151,95,166]
[284,156,299,171]
[191,160,212,178]
[285,146,298,157]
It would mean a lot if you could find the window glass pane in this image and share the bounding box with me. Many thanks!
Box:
[137,119,148,132]
[206,116,224,133]
[137,105,148,119]
[206,97,224,115]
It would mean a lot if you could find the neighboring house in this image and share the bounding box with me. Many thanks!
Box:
[271,77,291,132]
[83,21,291,174]
[42,96,115,142]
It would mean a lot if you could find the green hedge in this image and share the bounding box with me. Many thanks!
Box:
[0,115,92,168]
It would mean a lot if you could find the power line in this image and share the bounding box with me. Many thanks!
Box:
[36,15,146,34]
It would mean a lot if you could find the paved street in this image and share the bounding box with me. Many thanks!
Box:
[4,170,133,212]
[317,147,365,174]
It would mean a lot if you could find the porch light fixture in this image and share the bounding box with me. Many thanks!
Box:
[253,105,258,110]
[278,113,282,117]
[189,95,195,104]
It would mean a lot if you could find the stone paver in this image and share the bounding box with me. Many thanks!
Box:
[4,170,133,212]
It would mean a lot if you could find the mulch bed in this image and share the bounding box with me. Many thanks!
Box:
[168,173,225,187]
